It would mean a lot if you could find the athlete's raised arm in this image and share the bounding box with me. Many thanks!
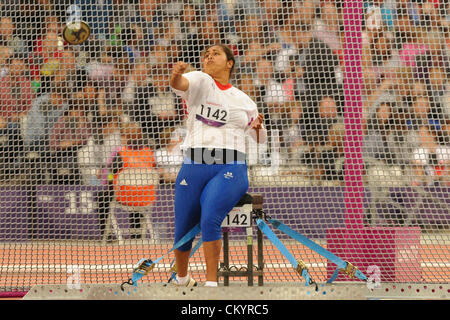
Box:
[169,61,189,92]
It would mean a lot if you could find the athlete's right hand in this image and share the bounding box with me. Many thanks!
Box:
[170,62,189,91]
[172,62,188,76]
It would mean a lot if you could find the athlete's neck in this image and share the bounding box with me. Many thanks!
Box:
[207,71,230,88]
[214,75,229,85]
[212,73,231,90]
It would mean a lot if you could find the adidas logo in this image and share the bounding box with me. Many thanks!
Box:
[180,179,188,186]
[224,172,233,179]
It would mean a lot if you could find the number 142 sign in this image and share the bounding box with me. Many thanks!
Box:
[222,204,252,228]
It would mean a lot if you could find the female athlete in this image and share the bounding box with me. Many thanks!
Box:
[169,44,267,287]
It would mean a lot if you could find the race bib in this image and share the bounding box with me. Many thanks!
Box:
[195,101,229,127]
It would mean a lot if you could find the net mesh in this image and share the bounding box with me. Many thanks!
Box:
[0,0,449,293]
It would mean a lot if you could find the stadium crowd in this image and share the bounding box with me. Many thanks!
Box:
[0,0,449,188]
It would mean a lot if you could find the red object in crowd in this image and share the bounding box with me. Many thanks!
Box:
[29,37,64,78]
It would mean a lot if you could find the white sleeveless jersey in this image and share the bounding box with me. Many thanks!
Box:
[172,71,259,154]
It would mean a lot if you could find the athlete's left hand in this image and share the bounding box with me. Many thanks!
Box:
[250,113,264,130]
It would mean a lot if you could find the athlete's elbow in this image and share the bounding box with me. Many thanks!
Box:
[169,75,189,92]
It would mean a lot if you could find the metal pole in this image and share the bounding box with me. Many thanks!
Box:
[223,231,229,286]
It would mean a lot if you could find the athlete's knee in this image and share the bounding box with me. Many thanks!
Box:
[175,239,194,252]
[200,219,222,242]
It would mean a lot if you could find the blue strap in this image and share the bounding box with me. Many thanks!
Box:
[156,223,202,263]
[130,259,154,286]
[328,267,341,284]
[130,223,202,286]
[268,219,367,283]
[256,218,316,289]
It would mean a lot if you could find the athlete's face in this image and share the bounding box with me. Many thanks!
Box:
[202,46,233,79]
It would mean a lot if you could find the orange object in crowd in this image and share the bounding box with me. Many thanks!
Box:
[113,146,157,207]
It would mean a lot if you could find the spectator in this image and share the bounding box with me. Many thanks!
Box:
[151,18,182,64]
[0,112,24,182]
[86,47,116,86]
[107,121,159,239]
[272,2,305,73]
[313,1,342,52]
[0,53,35,123]
[256,56,293,109]
[253,57,283,161]
[71,69,98,115]
[236,67,272,163]
[255,54,303,156]
[232,9,279,73]
[77,101,122,239]
[409,95,434,124]
[363,101,398,164]
[47,107,93,185]
[78,96,123,185]
[410,123,448,186]
[399,30,427,67]
[393,3,416,50]
[272,1,343,107]
[24,58,69,143]
[257,0,285,29]
[154,125,185,184]
[237,69,259,102]
[383,102,412,167]
[122,62,150,105]
[440,66,450,118]
[0,55,30,180]
[364,0,395,31]
[408,93,447,138]
[87,45,133,101]
[128,0,173,49]
[300,93,344,180]
[0,52,32,180]
[416,0,445,30]
[124,59,183,148]
[315,120,345,182]
[0,15,27,55]
[0,45,12,77]
[150,61,184,138]
[179,1,202,42]
[117,22,150,63]
[284,98,307,164]
[112,45,134,94]
[178,2,233,67]
[436,118,450,186]
[29,15,64,79]
[22,60,70,184]
[107,1,145,49]
[427,65,448,118]
[153,17,180,47]
[365,66,419,122]
[149,43,171,67]
[295,0,317,26]
[233,0,281,26]
[6,0,52,51]
[363,28,401,82]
